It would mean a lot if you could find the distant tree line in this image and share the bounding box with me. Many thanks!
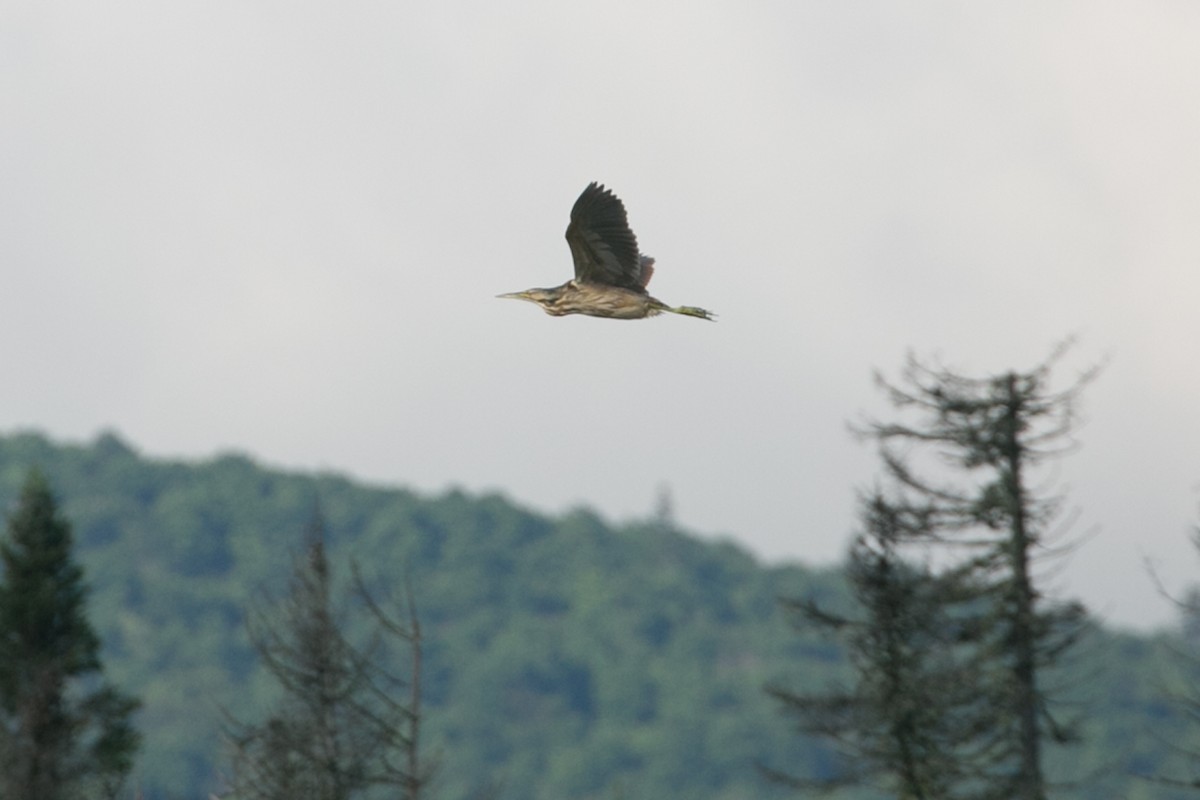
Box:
[10,343,1200,800]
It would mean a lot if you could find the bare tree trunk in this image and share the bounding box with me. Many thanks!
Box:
[1002,374,1044,800]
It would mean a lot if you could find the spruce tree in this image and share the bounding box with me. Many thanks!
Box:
[227,508,430,800]
[859,348,1093,800]
[767,492,987,799]
[0,468,141,800]
[770,346,1094,800]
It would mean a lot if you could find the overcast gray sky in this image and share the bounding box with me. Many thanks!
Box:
[3,1,1198,630]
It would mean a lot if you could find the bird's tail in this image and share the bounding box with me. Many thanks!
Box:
[666,305,716,321]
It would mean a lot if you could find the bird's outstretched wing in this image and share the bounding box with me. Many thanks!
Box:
[565,182,649,291]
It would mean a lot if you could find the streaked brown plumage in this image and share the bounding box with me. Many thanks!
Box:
[498,182,715,321]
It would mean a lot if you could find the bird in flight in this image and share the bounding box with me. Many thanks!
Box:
[497,182,715,321]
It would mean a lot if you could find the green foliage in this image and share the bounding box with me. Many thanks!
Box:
[0,467,141,800]
[0,430,1193,800]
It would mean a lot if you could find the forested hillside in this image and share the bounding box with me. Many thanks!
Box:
[0,430,1195,799]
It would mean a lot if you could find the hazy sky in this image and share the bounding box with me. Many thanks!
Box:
[3,2,1199,630]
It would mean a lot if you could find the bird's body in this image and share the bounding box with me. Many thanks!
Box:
[498,182,715,321]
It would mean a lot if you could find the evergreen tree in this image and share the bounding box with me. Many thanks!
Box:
[227,508,430,800]
[770,346,1094,800]
[0,468,141,800]
[860,348,1093,800]
[767,491,988,799]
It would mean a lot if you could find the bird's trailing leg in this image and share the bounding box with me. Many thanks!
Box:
[669,305,716,321]
[650,300,715,321]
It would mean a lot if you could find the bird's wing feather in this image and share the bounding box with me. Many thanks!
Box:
[565,183,647,290]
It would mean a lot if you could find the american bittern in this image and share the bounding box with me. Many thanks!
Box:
[498,182,715,321]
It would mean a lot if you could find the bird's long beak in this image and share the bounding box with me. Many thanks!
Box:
[496,291,530,301]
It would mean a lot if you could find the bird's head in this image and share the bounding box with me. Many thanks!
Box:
[496,286,565,315]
